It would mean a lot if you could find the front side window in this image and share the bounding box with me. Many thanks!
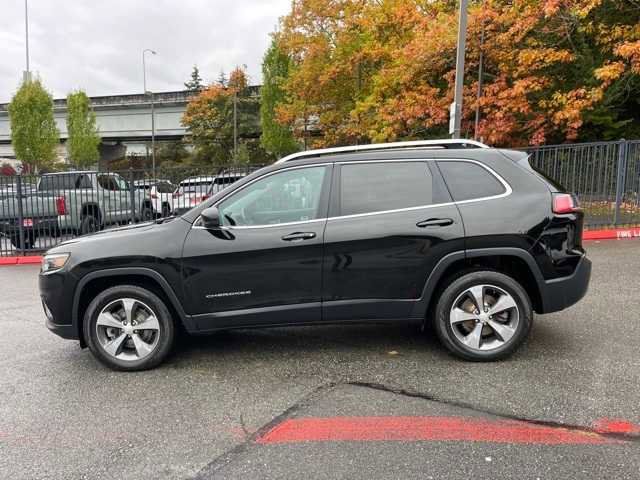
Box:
[218,166,328,227]
[97,175,118,191]
[339,162,434,216]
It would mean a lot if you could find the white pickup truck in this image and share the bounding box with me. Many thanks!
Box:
[0,171,154,249]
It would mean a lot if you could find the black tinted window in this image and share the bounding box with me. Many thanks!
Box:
[39,174,79,190]
[340,162,433,216]
[437,161,505,201]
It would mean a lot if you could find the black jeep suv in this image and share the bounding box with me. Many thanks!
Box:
[39,140,591,371]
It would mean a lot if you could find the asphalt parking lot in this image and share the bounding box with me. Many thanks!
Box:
[1,240,639,479]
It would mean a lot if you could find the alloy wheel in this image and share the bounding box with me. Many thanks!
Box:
[95,298,161,361]
[449,284,520,351]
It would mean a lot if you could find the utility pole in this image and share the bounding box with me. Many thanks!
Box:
[451,0,469,139]
[233,90,238,159]
[24,0,31,82]
[142,49,157,174]
[474,15,486,141]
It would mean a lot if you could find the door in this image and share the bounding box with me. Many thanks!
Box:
[96,174,130,223]
[322,160,465,321]
[181,164,332,331]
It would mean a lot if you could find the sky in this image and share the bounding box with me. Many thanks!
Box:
[0,0,292,103]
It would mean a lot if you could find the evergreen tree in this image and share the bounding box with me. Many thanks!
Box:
[184,65,204,92]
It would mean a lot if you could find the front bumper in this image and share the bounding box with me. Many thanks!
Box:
[39,271,78,340]
[539,255,592,314]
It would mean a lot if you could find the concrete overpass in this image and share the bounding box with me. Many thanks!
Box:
[0,86,260,161]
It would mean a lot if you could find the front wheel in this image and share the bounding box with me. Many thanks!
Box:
[84,285,175,371]
[434,271,532,361]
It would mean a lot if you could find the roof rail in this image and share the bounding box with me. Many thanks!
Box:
[276,139,489,164]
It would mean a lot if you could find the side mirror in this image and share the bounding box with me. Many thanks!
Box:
[200,206,221,229]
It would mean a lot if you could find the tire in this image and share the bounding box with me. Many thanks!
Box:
[141,205,154,222]
[161,203,171,218]
[9,232,36,250]
[84,285,175,371]
[433,271,532,361]
[80,214,99,235]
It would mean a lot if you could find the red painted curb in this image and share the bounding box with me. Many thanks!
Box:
[256,416,617,445]
[583,227,640,240]
[0,256,42,265]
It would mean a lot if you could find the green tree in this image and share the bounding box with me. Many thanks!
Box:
[182,67,265,164]
[260,38,299,158]
[184,65,204,92]
[216,69,227,86]
[8,79,59,172]
[66,90,100,169]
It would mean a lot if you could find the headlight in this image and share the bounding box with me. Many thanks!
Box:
[41,253,70,274]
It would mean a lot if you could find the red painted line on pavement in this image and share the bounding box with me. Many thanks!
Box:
[593,418,640,436]
[583,227,640,240]
[256,416,615,445]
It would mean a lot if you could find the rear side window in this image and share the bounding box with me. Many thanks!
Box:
[339,162,434,216]
[39,174,79,190]
[437,161,506,202]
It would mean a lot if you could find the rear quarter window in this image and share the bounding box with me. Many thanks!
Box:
[437,161,506,202]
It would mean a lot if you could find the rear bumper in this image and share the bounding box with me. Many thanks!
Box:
[0,217,59,236]
[539,255,591,314]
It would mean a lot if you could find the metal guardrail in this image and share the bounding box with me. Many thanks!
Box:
[1,139,639,256]
[522,139,640,228]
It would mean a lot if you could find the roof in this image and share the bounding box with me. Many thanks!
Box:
[276,139,489,164]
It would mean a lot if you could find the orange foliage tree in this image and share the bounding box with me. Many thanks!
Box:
[272,0,640,147]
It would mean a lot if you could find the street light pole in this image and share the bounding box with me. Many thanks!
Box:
[452,0,469,139]
[143,49,157,174]
[24,0,30,82]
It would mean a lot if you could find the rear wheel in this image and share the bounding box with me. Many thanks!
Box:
[141,205,154,221]
[84,285,175,371]
[80,214,99,235]
[161,203,171,218]
[434,271,532,361]
[9,231,36,250]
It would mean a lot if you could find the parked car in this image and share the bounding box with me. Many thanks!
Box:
[133,179,176,217]
[172,172,247,214]
[0,171,154,249]
[40,140,591,371]
[0,183,59,249]
[171,176,214,214]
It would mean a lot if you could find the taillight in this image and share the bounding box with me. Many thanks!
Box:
[55,196,67,215]
[201,194,210,201]
[552,193,579,214]
[151,193,158,199]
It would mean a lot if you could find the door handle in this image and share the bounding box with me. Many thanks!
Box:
[416,218,454,228]
[281,232,317,242]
